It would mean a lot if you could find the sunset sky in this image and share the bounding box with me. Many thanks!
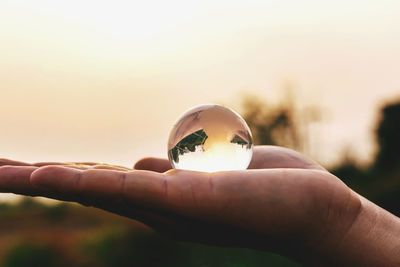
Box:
[1,0,399,181]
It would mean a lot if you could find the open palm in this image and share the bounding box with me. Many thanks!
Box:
[0,146,362,264]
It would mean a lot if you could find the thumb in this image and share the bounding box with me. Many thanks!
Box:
[134,157,172,173]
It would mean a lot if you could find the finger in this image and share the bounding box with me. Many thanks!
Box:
[0,159,33,166]
[0,157,131,172]
[34,162,131,171]
[90,165,131,171]
[33,162,71,167]
[0,159,100,168]
[0,164,129,197]
[30,166,176,228]
[0,166,51,196]
[134,157,172,173]
[249,146,326,171]
[0,159,99,167]
[63,165,131,171]
[30,166,167,207]
[34,162,101,167]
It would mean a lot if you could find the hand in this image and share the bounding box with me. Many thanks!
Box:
[0,146,399,266]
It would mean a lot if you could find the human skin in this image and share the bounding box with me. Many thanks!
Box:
[0,146,399,266]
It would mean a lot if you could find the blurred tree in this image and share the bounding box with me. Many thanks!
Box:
[242,96,299,148]
[240,92,320,156]
[331,99,400,215]
[374,101,400,173]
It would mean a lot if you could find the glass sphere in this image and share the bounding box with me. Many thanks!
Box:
[168,104,253,172]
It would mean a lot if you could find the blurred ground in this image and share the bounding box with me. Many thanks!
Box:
[0,200,297,267]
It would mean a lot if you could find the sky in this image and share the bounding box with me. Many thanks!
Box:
[1,0,400,183]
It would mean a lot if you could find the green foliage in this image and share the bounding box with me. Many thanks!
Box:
[44,202,69,222]
[170,129,208,163]
[3,242,57,267]
[231,134,252,147]
[16,198,42,209]
[81,229,298,267]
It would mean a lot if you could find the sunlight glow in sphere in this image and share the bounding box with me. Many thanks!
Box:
[168,104,253,172]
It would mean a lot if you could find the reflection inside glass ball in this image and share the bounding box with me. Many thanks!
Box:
[168,104,253,172]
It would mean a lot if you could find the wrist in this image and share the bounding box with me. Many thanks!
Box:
[310,191,400,266]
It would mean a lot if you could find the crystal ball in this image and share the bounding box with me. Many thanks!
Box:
[168,104,253,172]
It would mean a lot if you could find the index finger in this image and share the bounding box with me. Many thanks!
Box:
[0,159,33,167]
[30,166,168,208]
[0,166,49,196]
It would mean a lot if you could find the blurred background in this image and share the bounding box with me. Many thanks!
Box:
[0,0,399,266]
